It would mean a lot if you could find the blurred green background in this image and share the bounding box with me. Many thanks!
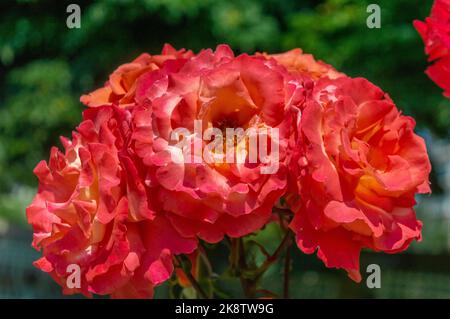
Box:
[1,0,449,298]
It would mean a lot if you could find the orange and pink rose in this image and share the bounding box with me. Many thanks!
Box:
[27,105,197,298]
[287,77,431,281]
[27,43,432,298]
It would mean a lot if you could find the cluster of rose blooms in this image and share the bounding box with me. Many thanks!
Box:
[26,43,431,298]
[415,0,450,97]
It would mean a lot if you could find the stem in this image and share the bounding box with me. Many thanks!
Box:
[174,255,209,299]
[246,240,271,259]
[277,206,293,299]
[198,243,214,277]
[253,230,293,278]
[200,251,214,277]
[230,210,295,299]
[272,207,294,217]
[237,238,257,298]
[229,237,240,275]
[283,245,291,299]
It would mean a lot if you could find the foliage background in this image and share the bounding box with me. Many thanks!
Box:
[0,0,449,298]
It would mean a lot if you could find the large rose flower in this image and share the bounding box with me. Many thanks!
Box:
[26,105,197,298]
[414,0,450,97]
[80,44,194,108]
[28,43,433,297]
[130,45,309,243]
[287,76,431,281]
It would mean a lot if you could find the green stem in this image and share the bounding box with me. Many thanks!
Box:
[273,207,294,218]
[252,230,293,279]
[238,238,259,298]
[229,237,240,275]
[174,255,209,299]
[283,245,291,299]
[230,210,295,299]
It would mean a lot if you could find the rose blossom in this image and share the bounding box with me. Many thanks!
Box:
[287,76,431,281]
[32,43,432,295]
[26,105,197,298]
[414,0,450,97]
[129,45,310,243]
